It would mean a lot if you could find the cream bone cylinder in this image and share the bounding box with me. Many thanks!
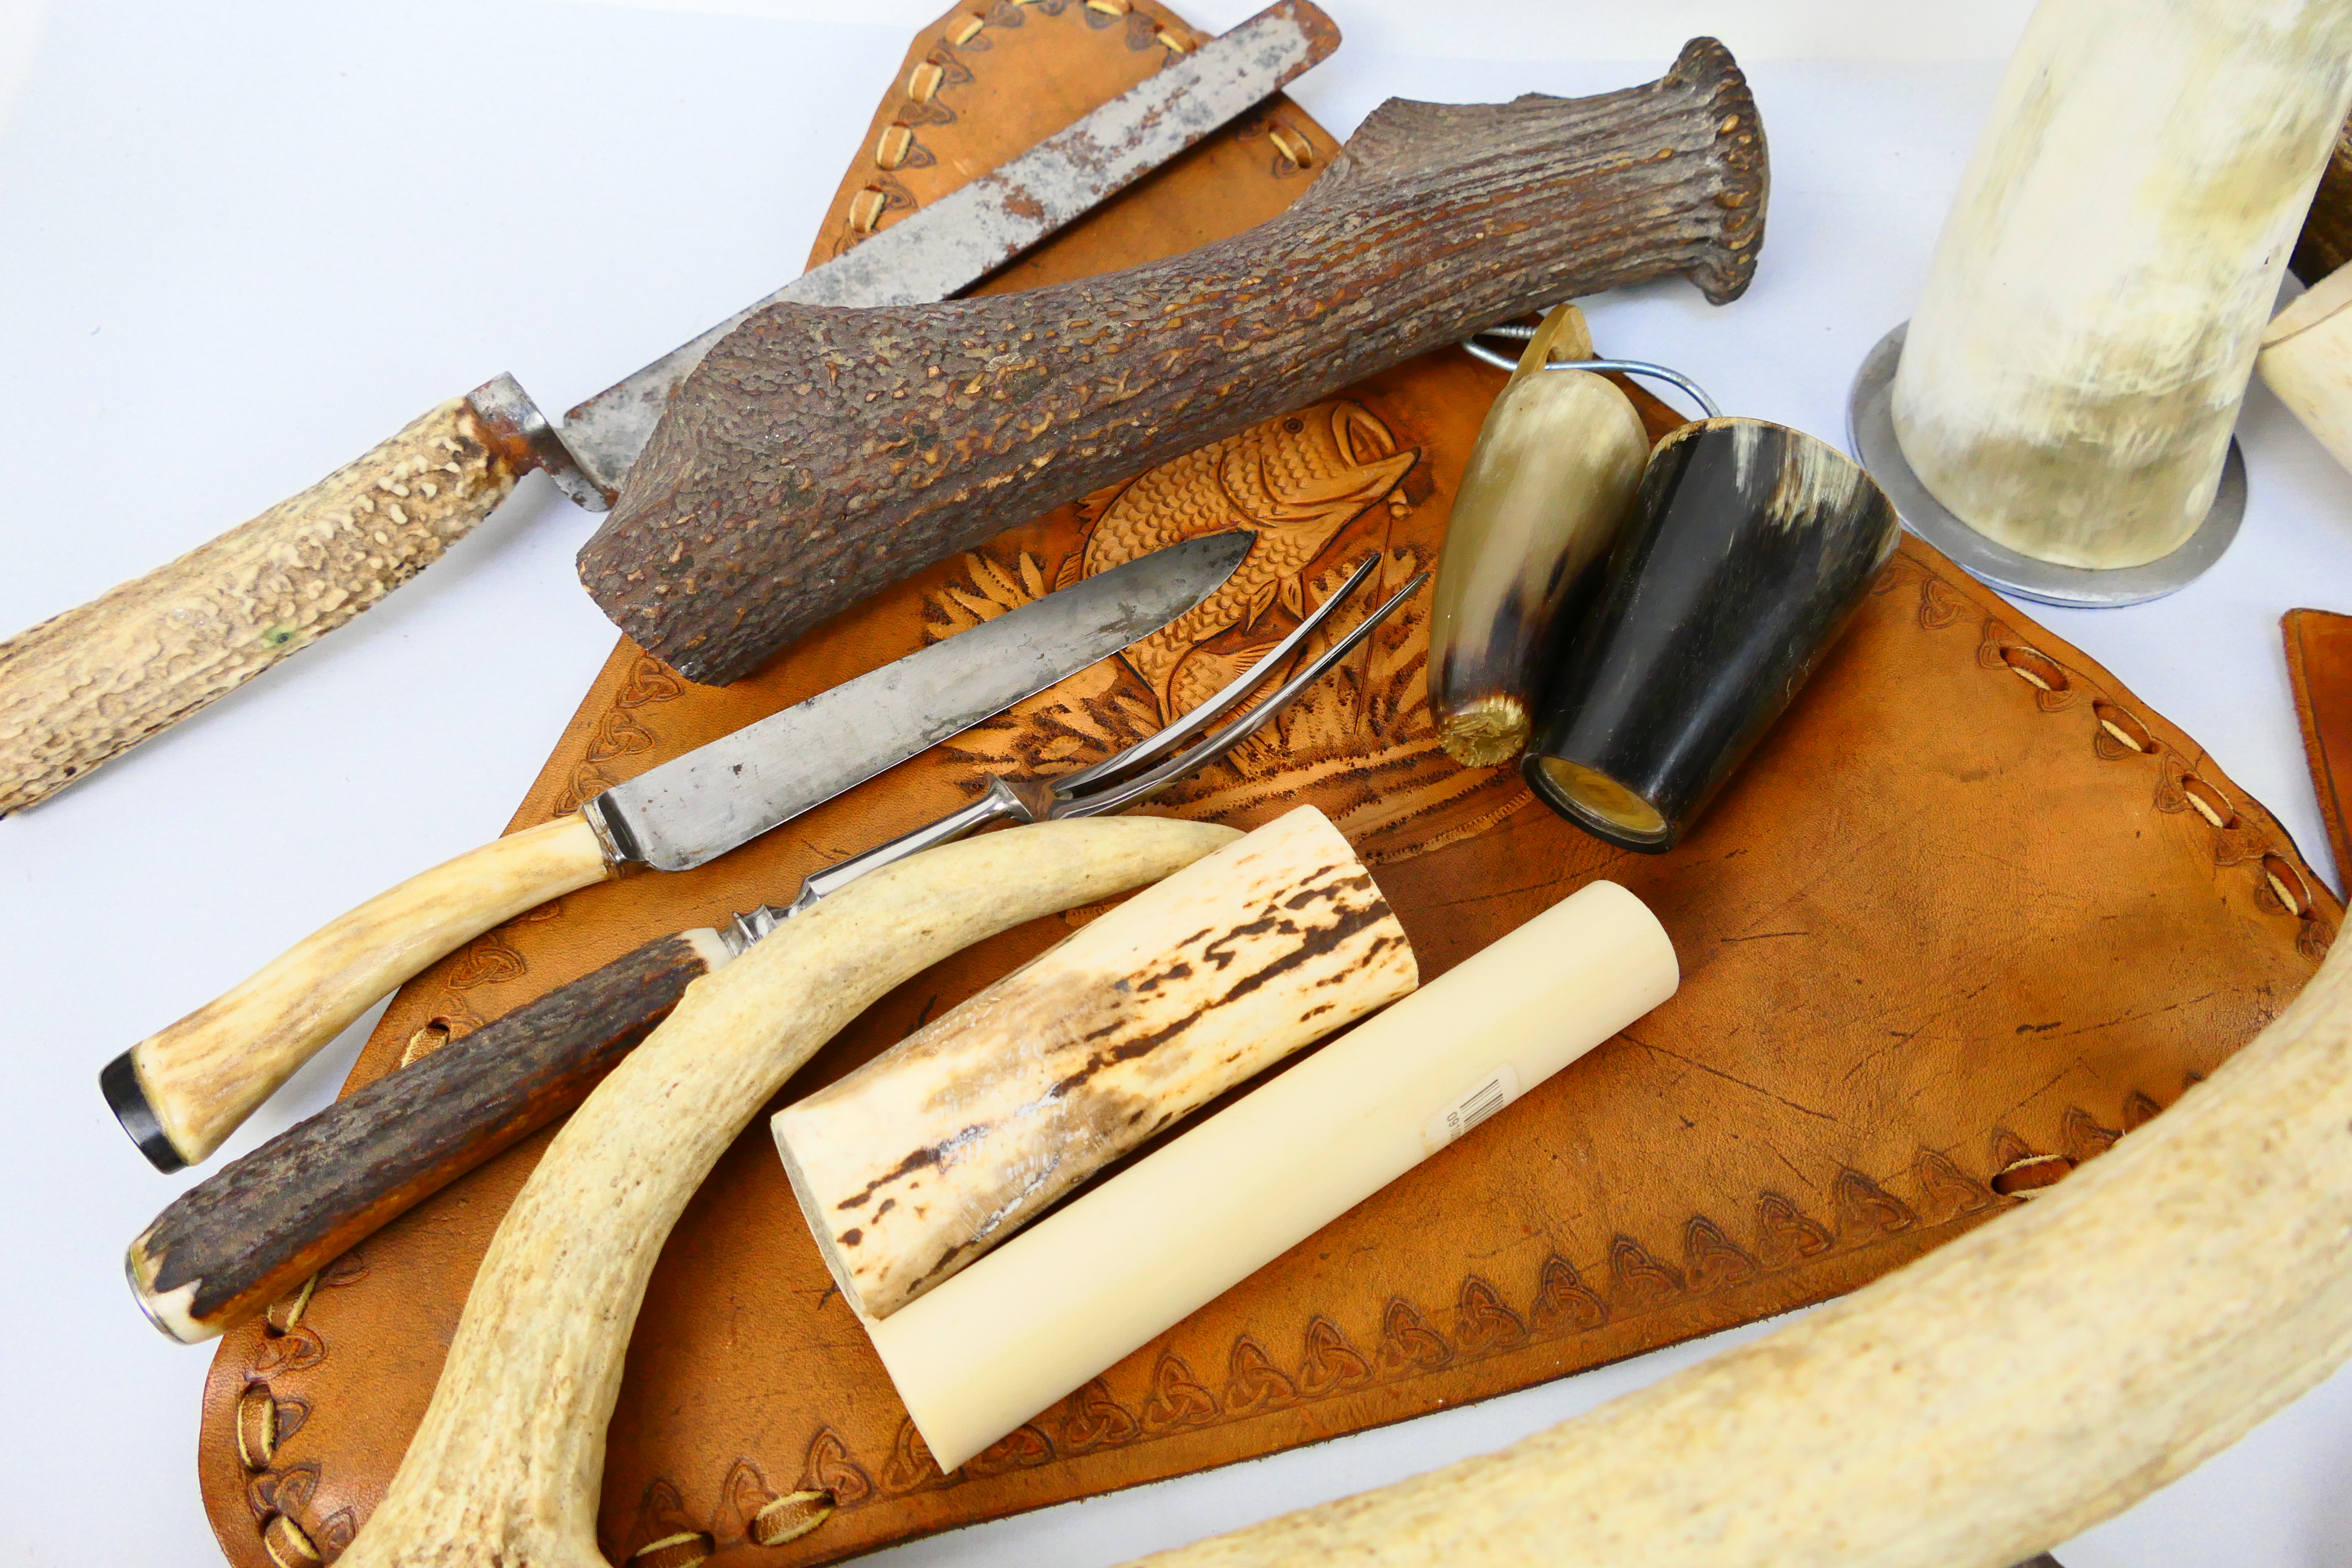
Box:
[860,878,1678,1472]
[2258,259,2352,474]
[1890,0,2352,570]
[773,804,1418,1321]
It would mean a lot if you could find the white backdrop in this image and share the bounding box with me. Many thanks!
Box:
[5,2,2352,1563]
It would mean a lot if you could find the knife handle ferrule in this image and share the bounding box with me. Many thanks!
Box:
[580,791,647,869]
[106,812,615,1171]
[461,373,606,512]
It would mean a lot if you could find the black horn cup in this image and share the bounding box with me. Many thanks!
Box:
[1523,417,1901,854]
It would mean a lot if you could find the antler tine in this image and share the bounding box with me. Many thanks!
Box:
[1057,570,1431,822]
[1051,552,1385,798]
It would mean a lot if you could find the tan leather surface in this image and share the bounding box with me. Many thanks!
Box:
[2285,607,2352,884]
[200,8,2342,1566]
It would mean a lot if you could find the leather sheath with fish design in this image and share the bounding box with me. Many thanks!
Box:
[197,7,2340,1567]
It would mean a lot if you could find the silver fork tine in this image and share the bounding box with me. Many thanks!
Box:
[1056,570,1431,822]
[1051,552,1385,797]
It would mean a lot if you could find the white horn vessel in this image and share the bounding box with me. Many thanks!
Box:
[1890,0,2352,572]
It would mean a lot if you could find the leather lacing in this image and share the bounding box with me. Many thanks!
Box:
[1990,1152,2074,1198]
[749,1492,837,1547]
[1998,644,2067,694]
[397,1018,452,1067]
[630,1530,712,1568]
[2092,700,2155,755]
[1959,612,2334,1207]
[846,0,1203,237]
[624,1491,835,1567]
[2040,652,2326,946]
[240,1276,324,1567]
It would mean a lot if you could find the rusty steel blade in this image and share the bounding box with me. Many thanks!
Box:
[581,531,1250,872]
[555,0,1337,500]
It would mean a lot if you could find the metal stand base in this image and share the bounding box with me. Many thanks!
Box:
[1846,322,2246,609]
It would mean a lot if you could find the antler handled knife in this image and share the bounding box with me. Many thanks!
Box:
[0,2,1339,816]
[103,531,1252,1172]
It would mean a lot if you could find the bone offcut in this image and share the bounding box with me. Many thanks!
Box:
[1427,304,1650,767]
[2258,261,2352,481]
[860,880,1679,1473]
[774,806,1418,1321]
[580,38,1769,685]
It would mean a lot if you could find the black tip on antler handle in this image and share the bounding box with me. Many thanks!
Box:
[102,1050,185,1174]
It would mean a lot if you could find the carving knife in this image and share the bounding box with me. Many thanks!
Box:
[0,1,1339,815]
[102,530,1253,1173]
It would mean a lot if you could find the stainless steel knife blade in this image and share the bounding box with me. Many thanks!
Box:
[552,1,1335,498]
[582,530,1250,871]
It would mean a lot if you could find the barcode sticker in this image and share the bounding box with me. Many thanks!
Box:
[1422,1062,1523,1155]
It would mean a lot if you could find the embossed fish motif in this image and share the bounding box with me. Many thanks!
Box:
[1060,400,1419,719]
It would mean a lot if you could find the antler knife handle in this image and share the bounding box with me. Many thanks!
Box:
[584,38,1767,685]
[105,812,613,1171]
[126,928,732,1342]
[0,378,569,816]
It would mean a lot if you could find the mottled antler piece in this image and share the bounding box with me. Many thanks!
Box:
[774,805,1416,1320]
[581,38,1766,685]
[336,816,1236,1568]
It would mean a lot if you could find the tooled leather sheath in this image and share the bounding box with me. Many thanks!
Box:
[198,8,2339,1567]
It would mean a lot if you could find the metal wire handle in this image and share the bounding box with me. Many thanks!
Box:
[1460,323,1722,419]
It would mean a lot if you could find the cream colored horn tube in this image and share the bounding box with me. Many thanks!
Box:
[1891,0,2352,569]
[861,880,1677,1472]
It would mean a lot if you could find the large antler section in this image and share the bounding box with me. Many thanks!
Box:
[581,39,1766,685]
